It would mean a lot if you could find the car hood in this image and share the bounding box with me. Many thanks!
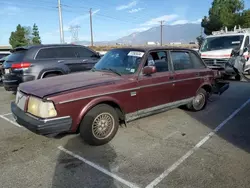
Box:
[19,71,122,98]
[200,49,232,59]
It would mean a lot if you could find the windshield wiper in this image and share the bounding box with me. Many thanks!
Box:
[101,68,121,76]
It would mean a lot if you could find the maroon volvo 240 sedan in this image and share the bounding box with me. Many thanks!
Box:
[11,47,229,146]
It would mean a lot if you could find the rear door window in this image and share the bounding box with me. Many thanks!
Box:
[57,47,77,58]
[189,52,206,69]
[36,48,59,59]
[170,51,194,71]
[6,51,26,62]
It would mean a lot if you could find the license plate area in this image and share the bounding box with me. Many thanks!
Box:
[5,68,10,74]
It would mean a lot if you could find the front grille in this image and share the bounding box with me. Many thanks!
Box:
[15,91,27,111]
[202,58,229,67]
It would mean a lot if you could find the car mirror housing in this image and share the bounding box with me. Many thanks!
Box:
[142,66,157,76]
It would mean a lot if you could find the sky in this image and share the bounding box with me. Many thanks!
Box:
[1,0,250,45]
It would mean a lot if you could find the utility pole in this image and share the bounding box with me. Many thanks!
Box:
[58,0,64,43]
[160,21,164,46]
[89,8,94,46]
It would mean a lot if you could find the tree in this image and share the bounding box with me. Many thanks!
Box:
[201,0,250,35]
[24,26,33,45]
[32,23,41,45]
[9,24,29,48]
[196,35,205,48]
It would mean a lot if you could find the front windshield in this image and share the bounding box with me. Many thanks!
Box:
[93,49,145,75]
[201,35,244,52]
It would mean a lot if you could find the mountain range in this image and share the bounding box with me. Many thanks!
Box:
[75,23,202,46]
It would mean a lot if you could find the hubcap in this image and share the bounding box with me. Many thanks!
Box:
[193,93,205,110]
[92,113,115,140]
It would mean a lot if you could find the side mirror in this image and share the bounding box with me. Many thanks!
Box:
[243,47,248,53]
[142,66,157,76]
[91,52,101,58]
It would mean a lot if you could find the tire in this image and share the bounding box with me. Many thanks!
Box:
[79,104,119,146]
[186,88,207,111]
[235,74,241,81]
[43,73,59,78]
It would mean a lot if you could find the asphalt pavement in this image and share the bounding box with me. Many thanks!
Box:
[0,81,250,188]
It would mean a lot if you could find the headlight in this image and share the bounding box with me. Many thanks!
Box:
[27,96,57,118]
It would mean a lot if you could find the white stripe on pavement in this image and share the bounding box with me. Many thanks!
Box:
[58,146,140,188]
[145,98,250,188]
[0,114,22,127]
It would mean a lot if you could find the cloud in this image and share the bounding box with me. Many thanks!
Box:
[68,9,100,26]
[0,5,20,15]
[141,14,178,26]
[191,18,202,24]
[170,18,202,25]
[129,27,150,32]
[116,1,137,10]
[129,7,144,13]
[170,20,189,25]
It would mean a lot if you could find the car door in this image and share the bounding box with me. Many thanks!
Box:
[75,47,100,71]
[55,47,82,73]
[137,50,175,115]
[169,50,204,102]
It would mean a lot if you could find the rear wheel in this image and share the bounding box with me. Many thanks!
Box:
[187,88,207,111]
[79,104,119,146]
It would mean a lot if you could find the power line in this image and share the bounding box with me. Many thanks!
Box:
[69,25,80,42]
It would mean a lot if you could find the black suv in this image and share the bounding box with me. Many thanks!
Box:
[2,44,101,91]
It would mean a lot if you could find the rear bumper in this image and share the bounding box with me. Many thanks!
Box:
[11,102,72,137]
[2,74,35,91]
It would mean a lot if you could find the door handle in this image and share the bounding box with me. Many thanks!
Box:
[169,76,174,80]
[58,60,64,63]
[195,73,200,76]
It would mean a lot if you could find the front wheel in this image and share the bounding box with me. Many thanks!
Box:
[80,104,119,146]
[186,88,207,111]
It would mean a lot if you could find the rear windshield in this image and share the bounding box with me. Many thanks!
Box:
[6,51,26,62]
[0,54,9,59]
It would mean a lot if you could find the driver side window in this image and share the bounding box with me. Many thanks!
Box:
[244,36,249,47]
[145,51,169,72]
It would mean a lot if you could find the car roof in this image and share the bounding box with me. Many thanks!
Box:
[11,44,85,52]
[206,33,245,38]
[110,46,197,53]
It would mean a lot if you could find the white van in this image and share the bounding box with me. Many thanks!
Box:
[200,27,250,80]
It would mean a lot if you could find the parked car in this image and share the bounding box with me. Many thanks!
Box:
[0,51,11,59]
[0,54,10,82]
[11,47,229,146]
[2,44,101,91]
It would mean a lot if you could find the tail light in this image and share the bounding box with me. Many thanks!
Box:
[11,62,31,69]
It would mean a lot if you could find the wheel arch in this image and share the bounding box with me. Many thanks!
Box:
[198,83,213,94]
[39,69,66,79]
[76,97,125,132]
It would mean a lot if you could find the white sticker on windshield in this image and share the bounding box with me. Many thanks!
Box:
[232,41,240,44]
[128,51,144,57]
[130,69,135,73]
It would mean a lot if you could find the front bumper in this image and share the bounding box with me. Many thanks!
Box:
[11,102,72,137]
